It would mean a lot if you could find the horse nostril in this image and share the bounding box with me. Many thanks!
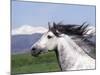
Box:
[32,47,36,51]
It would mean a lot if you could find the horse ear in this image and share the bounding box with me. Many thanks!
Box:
[48,22,51,30]
[53,22,56,29]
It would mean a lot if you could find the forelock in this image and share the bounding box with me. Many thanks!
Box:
[49,27,60,37]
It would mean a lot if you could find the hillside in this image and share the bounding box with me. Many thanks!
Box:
[11,51,60,74]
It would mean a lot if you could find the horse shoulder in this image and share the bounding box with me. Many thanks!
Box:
[75,55,95,69]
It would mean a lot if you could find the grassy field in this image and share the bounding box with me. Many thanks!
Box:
[11,51,60,75]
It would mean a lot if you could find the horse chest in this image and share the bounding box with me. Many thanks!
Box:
[58,45,77,70]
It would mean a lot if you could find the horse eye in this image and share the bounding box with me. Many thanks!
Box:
[47,35,52,39]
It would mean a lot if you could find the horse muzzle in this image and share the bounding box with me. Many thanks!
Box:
[31,47,41,57]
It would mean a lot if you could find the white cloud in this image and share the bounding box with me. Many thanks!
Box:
[12,25,48,35]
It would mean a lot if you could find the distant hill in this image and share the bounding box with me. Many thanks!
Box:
[11,33,42,54]
[11,25,47,54]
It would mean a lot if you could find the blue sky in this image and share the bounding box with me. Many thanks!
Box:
[12,1,96,29]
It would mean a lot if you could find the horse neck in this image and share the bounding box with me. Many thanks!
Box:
[57,35,87,56]
[71,35,96,59]
[56,35,89,70]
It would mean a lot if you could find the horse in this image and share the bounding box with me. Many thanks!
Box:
[31,22,95,71]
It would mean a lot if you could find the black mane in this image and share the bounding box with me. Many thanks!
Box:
[51,22,89,36]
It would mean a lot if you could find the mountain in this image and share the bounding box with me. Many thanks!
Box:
[11,33,42,54]
[12,25,48,35]
[11,25,47,54]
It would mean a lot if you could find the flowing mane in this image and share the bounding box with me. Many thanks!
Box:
[50,22,89,36]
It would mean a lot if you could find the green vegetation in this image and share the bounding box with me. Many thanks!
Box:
[11,51,60,75]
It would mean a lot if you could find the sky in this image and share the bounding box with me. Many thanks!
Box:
[12,1,96,29]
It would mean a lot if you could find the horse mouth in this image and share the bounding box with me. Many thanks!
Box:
[31,50,42,57]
